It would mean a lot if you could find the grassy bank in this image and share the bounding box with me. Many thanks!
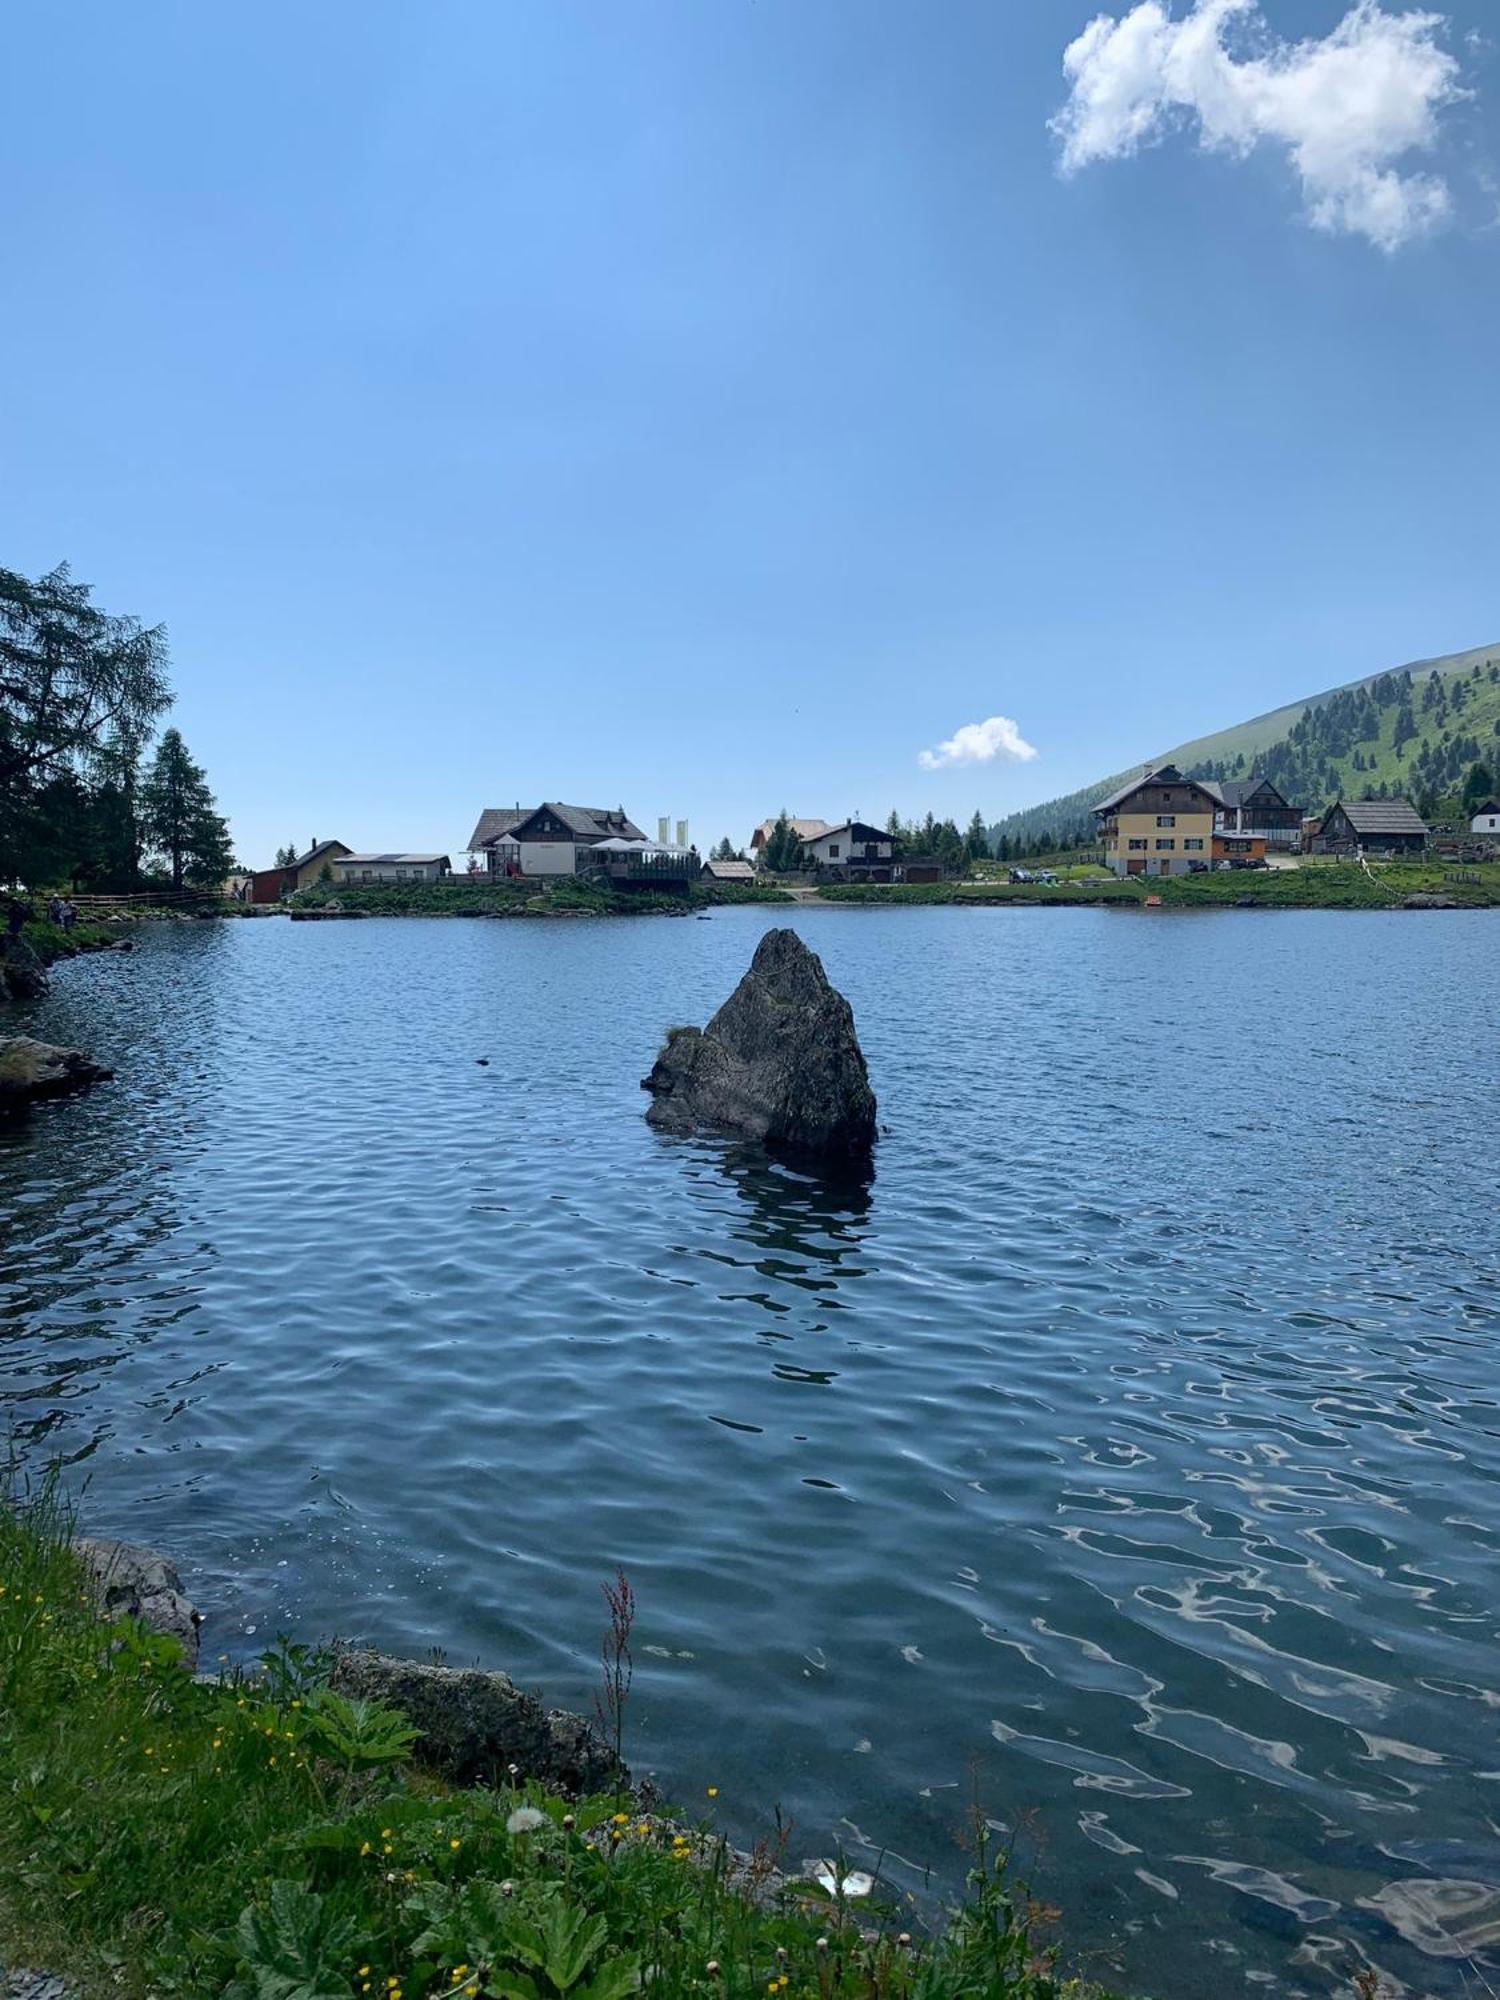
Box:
[19,917,128,966]
[819,861,1500,911]
[0,1497,1116,2000]
[817,883,1140,908]
[291,881,792,920]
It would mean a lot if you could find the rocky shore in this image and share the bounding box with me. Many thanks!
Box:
[70,1533,627,1798]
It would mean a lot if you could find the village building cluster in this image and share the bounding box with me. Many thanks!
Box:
[1091,765,1465,878]
[243,776,1500,900]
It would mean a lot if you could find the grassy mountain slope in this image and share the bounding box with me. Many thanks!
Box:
[991,642,1500,847]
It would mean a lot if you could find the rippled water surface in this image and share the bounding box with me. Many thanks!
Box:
[4,908,1499,1996]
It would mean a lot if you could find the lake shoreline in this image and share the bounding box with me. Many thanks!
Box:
[2,1505,1125,2000]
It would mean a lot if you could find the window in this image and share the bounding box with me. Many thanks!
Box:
[1156,814,1176,827]
[1156,838,1175,850]
[828,844,840,858]
[1128,838,1147,851]
[1183,838,1204,851]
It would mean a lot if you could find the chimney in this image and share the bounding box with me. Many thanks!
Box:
[658,816,670,844]
[676,818,688,849]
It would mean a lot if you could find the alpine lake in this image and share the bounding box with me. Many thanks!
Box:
[3,905,1497,1998]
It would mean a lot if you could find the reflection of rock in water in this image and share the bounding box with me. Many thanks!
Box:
[705,1141,873,1310]
[643,929,876,1162]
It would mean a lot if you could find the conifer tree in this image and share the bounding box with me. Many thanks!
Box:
[140,729,235,889]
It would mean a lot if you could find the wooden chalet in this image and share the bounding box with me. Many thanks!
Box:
[1207,775,1303,850]
[1313,798,1428,857]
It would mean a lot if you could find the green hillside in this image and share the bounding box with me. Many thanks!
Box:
[991,642,1500,849]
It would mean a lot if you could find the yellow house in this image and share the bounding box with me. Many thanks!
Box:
[1094,765,1218,878]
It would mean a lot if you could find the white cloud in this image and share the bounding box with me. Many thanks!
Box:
[918,716,1039,771]
[1051,0,1464,250]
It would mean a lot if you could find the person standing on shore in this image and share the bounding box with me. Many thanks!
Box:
[59,899,77,932]
[47,894,63,924]
[7,897,30,938]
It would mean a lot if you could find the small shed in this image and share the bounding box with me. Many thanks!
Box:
[1314,799,1428,857]
[1470,797,1500,836]
[1212,832,1266,866]
[701,858,756,883]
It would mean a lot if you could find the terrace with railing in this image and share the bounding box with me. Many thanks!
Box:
[579,838,699,890]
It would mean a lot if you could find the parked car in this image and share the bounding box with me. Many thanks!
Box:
[1034,869,1058,884]
[1008,867,1033,883]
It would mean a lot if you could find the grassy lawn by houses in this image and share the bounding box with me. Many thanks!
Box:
[819,861,1500,911]
[0,1493,1117,2000]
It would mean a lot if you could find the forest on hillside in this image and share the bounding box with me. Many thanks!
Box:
[988,658,1500,854]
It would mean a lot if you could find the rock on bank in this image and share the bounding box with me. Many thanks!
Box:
[0,1038,112,1115]
[60,1530,624,1796]
[330,1649,623,1793]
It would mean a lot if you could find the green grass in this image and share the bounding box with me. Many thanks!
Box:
[290,881,791,920]
[19,917,126,965]
[1159,860,1500,908]
[817,883,1141,908]
[818,861,1500,911]
[0,1492,1116,2000]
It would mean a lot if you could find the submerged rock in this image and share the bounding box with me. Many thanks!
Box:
[641,927,876,1161]
[1404,892,1459,909]
[0,935,48,1002]
[329,1648,624,1794]
[73,1536,201,1669]
[0,1037,112,1113]
[5,1973,80,2000]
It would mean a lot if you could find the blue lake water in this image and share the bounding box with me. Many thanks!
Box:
[3,906,1498,1996]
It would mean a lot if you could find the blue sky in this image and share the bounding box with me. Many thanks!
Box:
[2,0,1497,864]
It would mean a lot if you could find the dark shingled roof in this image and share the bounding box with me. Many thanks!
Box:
[1213,775,1298,810]
[466,807,534,851]
[1093,764,1219,815]
[468,803,646,849]
[1329,798,1429,836]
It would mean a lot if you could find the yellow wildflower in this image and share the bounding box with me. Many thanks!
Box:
[449,1838,461,1850]
[707,1786,718,1798]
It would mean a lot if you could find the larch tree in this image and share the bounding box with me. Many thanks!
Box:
[0,563,171,883]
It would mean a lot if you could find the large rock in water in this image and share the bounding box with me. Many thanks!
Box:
[0,1037,112,1113]
[641,927,876,1161]
[0,935,48,1002]
[330,1648,624,1794]
[73,1536,201,1669]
